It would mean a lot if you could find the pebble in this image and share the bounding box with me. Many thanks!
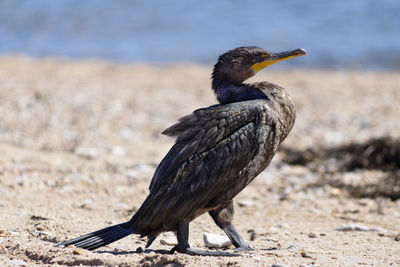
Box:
[394,234,400,241]
[279,190,291,201]
[126,164,154,179]
[247,229,256,241]
[330,187,341,197]
[74,147,98,159]
[203,233,232,248]
[277,223,289,229]
[300,250,312,258]
[80,198,96,210]
[10,231,20,236]
[334,224,387,232]
[109,146,126,156]
[271,264,289,267]
[126,170,139,179]
[63,173,92,184]
[73,248,85,255]
[237,199,255,207]
[159,232,178,246]
[269,227,279,234]
[30,215,50,221]
[37,231,51,236]
[308,232,317,238]
[119,128,134,139]
[10,259,27,266]
[113,202,129,209]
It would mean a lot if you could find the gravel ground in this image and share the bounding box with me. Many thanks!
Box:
[0,57,400,266]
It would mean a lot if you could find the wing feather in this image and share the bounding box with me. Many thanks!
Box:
[131,100,279,232]
[149,99,274,193]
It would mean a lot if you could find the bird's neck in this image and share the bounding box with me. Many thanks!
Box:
[212,76,268,104]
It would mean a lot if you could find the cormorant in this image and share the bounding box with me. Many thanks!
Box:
[58,46,307,256]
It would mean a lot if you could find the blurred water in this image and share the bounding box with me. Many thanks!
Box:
[0,0,399,69]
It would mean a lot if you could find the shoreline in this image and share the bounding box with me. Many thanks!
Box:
[1,55,399,73]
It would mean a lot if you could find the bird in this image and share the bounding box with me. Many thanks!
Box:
[57,46,307,256]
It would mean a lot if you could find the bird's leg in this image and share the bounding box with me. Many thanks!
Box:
[209,201,254,252]
[170,222,238,256]
[221,223,254,252]
[145,236,157,248]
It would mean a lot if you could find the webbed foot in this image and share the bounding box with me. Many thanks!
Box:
[170,245,239,256]
[233,245,254,252]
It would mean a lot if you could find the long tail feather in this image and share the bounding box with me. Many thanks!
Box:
[57,222,134,250]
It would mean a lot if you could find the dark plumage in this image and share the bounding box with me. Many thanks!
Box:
[57,46,307,256]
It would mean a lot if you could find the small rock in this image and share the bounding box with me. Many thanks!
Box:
[247,229,256,241]
[10,231,20,236]
[113,202,129,209]
[376,197,388,215]
[329,187,341,197]
[109,146,126,156]
[79,198,95,210]
[74,147,98,159]
[334,224,387,232]
[120,128,134,139]
[394,234,400,241]
[203,233,232,248]
[159,232,178,246]
[10,259,27,266]
[271,264,289,267]
[73,248,85,255]
[277,223,289,229]
[37,231,51,236]
[126,164,154,179]
[0,229,5,237]
[279,191,291,201]
[358,199,374,207]
[126,170,139,179]
[300,250,312,258]
[30,215,50,221]
[343,209,360,214]
[269,227,279,234]
[308,232,317,238]
[237,199,255,207]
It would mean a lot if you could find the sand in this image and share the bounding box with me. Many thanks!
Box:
[0,56,400,266]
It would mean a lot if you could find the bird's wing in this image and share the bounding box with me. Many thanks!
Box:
[149,99,277,193]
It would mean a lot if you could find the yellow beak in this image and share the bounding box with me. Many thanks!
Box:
[251,48,307,72]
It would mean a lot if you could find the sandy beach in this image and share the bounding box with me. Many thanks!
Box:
[0,57,400,266]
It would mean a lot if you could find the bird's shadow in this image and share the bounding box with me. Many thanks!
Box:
[96,248,172,256]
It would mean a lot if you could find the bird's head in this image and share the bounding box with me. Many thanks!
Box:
[212,46,307,85]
